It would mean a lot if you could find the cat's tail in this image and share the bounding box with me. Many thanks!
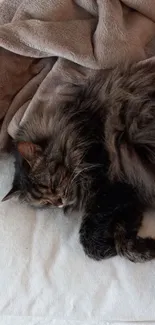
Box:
[114,222,155,263]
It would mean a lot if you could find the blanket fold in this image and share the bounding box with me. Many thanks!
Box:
[0,0,155,150]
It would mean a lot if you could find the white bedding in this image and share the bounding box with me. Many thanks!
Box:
[0,155,155,325]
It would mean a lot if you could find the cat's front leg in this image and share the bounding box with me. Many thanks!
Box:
[79,212,116,260]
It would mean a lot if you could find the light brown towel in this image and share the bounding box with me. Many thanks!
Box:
[0,0,155,150]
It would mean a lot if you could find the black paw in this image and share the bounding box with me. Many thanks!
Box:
[79,214,116,261]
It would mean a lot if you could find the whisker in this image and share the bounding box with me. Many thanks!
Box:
[71,163,103,184]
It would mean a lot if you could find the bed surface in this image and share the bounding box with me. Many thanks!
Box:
[0,155,155,325]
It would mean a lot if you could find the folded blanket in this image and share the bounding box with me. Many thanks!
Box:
[0,0,155,149]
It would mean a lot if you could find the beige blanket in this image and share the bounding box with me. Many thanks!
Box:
[0,0,155,150]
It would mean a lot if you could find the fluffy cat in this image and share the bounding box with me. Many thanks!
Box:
[3,62,155,262]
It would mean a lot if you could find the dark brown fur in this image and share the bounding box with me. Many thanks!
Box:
[4,62,155,262]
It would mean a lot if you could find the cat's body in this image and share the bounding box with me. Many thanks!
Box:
[5,62,155,262]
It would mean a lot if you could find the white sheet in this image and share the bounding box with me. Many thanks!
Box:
[0,155,155,325]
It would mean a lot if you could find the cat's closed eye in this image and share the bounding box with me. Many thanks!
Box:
[37,183,49,190]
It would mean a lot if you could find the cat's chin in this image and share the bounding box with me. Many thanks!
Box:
[58,204,64,208]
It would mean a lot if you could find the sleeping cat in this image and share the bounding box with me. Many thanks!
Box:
[3,62,155,262]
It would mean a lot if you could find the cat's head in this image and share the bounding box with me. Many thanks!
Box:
[3,141,87,209]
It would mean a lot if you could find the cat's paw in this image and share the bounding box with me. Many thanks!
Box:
[120,236,155,263]
[79,214,116,261]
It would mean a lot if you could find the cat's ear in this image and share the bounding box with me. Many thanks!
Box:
[17,142,42,165]
[1,186,19,202]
